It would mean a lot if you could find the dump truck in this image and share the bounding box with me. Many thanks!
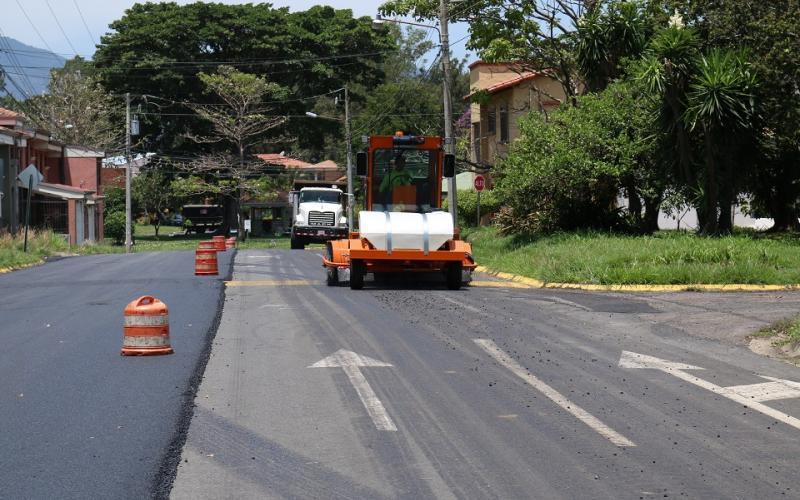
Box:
[289,186,347,249]
[322,134,476,289]
[181,204,223,234]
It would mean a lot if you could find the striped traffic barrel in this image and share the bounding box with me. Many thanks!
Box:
[195,248,218,275]
[225,237,236,249]
[121,296,173,356]
[212,235,226,251]
[198,240,217,252]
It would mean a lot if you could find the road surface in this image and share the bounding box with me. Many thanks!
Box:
[171,249,800,499]
[0,250,232,499]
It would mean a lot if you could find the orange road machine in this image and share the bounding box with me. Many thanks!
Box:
[323,134,476,289]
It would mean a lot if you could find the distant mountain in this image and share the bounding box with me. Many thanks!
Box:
[0,37,65,99]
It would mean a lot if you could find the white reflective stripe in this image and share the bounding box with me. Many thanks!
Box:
[123,335,171,347]
[124,315,169,327]
[384,211,392,255]
[422,213,429,255]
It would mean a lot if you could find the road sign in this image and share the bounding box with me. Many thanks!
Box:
[310,349,397,431]
[17,164,43,189]
[474,174,485,192]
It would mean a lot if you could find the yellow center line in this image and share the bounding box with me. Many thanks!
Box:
[225,279,314,287]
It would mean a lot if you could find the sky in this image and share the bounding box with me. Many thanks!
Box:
[0,0,475,63]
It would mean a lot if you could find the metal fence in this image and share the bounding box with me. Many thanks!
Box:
[29,198,68,234]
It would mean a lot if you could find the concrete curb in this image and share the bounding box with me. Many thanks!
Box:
[0,260,45,274]
[473,265,800,293]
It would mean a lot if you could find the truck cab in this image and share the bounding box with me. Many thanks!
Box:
[290,187,347,249]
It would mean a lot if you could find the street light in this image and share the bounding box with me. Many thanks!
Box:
[373,4,457,226]
[304,88,355,233]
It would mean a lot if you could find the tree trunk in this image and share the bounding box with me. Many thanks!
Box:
[701,129,719,235]
[643,195,662,234]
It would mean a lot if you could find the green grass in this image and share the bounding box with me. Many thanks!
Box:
[754,316,800,344]
[0,224,315,272]
[0,230,70,269]
[463,225,800,285]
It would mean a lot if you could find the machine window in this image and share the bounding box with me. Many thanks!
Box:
[372,148,438,213]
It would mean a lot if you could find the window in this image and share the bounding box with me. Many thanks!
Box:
[371,148,438,213]
[487,106,496,135]
[499,105,509,143]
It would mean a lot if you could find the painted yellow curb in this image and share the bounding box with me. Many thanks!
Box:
[473,265,800,293]
[0,260,45,274]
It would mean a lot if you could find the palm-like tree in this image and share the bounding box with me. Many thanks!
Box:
[685,50,757,234]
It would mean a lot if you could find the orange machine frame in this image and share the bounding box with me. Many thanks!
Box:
[322,135,476,286]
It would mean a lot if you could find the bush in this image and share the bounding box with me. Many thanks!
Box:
[495,81,662,235]
[451,189,501,227]
[104,211,134,244]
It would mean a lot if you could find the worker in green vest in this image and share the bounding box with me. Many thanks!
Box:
[379,154,413,193]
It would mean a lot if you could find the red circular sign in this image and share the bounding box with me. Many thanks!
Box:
[474,175,486,192]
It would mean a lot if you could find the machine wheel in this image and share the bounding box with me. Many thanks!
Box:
[350,260,365,290]
[326,266,339,286]
[445,263,463,290]
[290,238,304,250]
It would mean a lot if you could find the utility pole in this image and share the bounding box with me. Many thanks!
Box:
[125,92,132,253]
[439,0,457,226]
[344,86,354,233]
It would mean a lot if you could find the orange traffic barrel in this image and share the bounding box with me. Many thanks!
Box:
[212,235,226,251]
[195,248,218,275]
[198,240,216,252]
[225,237,236,249]
[121,296,173,356]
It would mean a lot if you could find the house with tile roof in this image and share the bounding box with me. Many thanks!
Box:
[467,62,566,168]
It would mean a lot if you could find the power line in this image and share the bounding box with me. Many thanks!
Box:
[44,0,80,56]
[72,0,98,46]
[14,0,63,65]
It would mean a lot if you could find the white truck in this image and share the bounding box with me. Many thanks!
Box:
[289,187,348,249]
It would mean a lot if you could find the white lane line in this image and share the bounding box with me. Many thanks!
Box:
[620,351,800,432]
[475,339,636,447]
[310,350,397,432]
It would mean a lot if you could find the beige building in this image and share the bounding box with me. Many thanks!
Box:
[467,62,566,167]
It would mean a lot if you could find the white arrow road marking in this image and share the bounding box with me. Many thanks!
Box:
[620,351,800,432]
[310,350,397,432]
[475,339,636,447]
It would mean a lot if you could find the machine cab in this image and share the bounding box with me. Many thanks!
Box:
[358,134,449,214]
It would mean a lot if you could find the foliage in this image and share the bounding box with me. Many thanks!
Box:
[494,80,660,234]
[103,211,133,245]
[103,187,126,214]
[93,3,394,157]
[26,56,122,151]
[351,26,469,138]
[576,1,652,91]
[132,170,179,238]
[465,225,800,285]
[448,189,501,227]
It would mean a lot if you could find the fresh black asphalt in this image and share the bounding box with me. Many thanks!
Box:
[172,249,800,499]
[0,250,232,499]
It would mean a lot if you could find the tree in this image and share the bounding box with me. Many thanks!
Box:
[381,0,603,105]
[494,80,661,234]
[93,3,394,156]
[186,66,289,236]
[132,169,178,239]
[26,57,122,151]
[684,0,800,231]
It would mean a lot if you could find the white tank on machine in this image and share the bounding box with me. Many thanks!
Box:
[358,211,454,253]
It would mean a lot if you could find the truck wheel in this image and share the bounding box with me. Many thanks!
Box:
[350,260,365,290]
[290,238,304,250]
[445,263,463,290]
